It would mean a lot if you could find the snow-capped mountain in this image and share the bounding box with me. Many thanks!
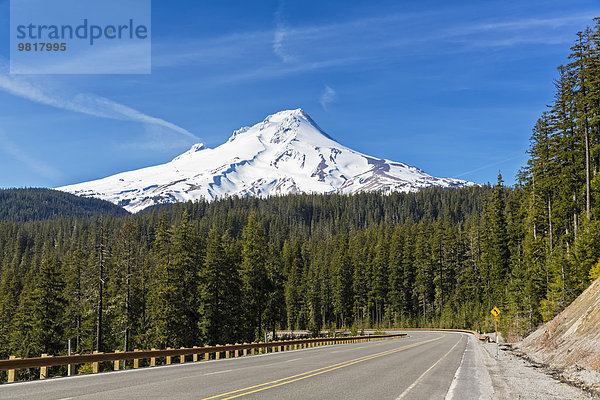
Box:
[58,109,473,213]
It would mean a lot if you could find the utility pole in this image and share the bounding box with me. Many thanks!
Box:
[68,339,72,376]
[96,224,105,353]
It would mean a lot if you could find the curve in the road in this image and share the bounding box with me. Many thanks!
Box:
[201,336,443,400]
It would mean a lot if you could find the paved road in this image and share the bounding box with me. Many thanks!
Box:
[1,332,486,400]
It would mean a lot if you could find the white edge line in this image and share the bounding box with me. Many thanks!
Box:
[204,369,233,376]
[444,335,469,400]
[395,336,464,400]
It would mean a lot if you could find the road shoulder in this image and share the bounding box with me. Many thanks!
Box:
[478,339,597,399]
[445,333,493,400]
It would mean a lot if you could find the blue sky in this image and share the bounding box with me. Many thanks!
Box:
[0,0,598,188]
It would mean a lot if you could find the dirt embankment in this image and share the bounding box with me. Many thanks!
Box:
[518,277,600,393]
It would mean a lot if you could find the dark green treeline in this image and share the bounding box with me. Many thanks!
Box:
[0,184,574,367]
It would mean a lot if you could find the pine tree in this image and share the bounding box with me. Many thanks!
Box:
[486,174,510,303]
[148,214,178,347]
[199,227,241,345]
[64,249,89,354]
[239,212,269,340]
[34,255,67,355]
[331,235,353,328]
[264,242,286,338]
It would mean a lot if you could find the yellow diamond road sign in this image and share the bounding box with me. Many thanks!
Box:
[491,307,501,316]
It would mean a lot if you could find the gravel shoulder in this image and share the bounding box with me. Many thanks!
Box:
[478,340,598,399]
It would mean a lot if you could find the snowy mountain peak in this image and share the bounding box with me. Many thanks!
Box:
[228,108,329,145]
[59,109,474,212]
[172,143,206,161]
[265,108,308,122]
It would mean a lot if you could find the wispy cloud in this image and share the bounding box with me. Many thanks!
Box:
[444,14,597,48]
[119,124,198,152]
[273,2,295,63]
[467,15,596,32]
[150,9,597,90]
[0,131,63,181]
[153,31,270,68]
[0,67,198,141]
[216,57,362,85]
[454,153,525,178]
[319,86,337,111]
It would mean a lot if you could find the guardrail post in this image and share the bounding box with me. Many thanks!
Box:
[193,347,199,362]
[225,345,231,359]
[243,344,248,356]
[7,356,18,383]
[40,354,49,379]
[234,345,239,358]
[150,349,157,367]
[114,350,121,371]
[133,349,140,368]
[180,347,186,363]
[166,348,172,365]
[92,351,101,373]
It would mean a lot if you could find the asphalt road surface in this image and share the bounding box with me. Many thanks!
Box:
[1,332,487,400]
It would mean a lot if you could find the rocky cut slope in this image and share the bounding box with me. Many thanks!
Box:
[59,109,473,212]
[519,277,600,392]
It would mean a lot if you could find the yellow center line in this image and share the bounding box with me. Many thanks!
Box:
[201,336,443,400]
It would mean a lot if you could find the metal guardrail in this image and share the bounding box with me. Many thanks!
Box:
[0,333,407,383]
[276,328,487,341]
[383,328,487,341]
